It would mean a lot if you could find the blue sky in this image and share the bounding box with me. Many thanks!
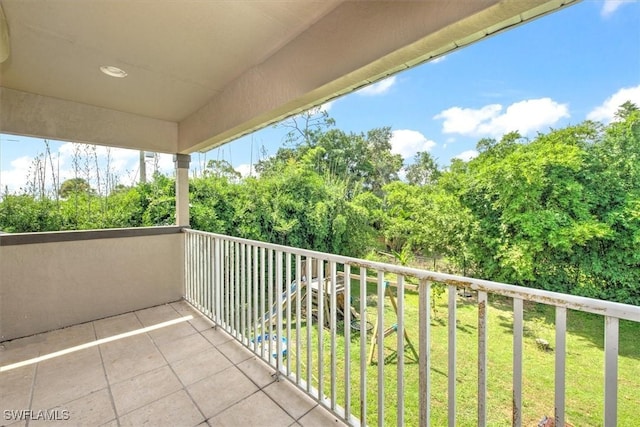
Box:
[1,0,639,192]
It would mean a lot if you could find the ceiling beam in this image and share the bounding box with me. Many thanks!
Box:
[1,87,178,153]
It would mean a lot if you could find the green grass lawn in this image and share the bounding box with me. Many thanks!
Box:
[279,282,640,426]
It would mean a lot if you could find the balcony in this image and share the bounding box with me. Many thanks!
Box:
[2,227,639,426]
[2,1,615,425]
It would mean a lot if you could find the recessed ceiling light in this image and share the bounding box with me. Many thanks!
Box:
[100,65,128,78]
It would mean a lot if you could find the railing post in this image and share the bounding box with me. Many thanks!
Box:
[246,244,252,343]
[306,257,313,393]
[215,237,222,326]
[330,261,338,410]
[197,234,203,313]
[604,316,619,427]
[252,245,259,348]
[418,279,430,427]
[396,275,405,427]
[275,250,283,378]
[513,298,523,427]
[555,307,566,427]
[184,232,190,303]
[360,267,368,427]
[344,264,352,421]
[376,273,385,426]
[240,243,246,344]
[295,254,302,387]
[478,291,488,427]
[286,253,292,377]
[318,260,325,400]
[207,235,212,317]
[235,242,241,338]
[260,247,266,360]
[267,248,274,362]
[448,284,457,427]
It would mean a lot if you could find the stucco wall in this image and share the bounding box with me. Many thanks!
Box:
[0,228,184,341]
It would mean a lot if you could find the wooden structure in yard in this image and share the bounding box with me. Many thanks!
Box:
[368,281,418,365]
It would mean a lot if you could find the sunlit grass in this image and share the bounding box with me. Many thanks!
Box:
[280,284,640,426]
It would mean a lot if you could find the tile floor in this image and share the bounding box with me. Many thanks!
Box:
[0,301,347,427]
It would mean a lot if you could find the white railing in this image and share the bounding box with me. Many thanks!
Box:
[183,229,640,427]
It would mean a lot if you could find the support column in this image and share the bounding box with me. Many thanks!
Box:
[174,154,191,227]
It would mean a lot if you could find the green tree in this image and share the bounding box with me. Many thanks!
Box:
[141,173,176,226]
[189,174,235,234]
[232,163,374,256]
[576,106,640,303]
[0,195,62,232]
[406,151,440,186]
[258,124,402,198]
[364,127,403,194]
[204,159,241,182]
[278,108,336,146]
[443,116,640,303]
[615,100,639,120]
[58,178,94,198]
[380,181,424,253]
[462,123,605,288]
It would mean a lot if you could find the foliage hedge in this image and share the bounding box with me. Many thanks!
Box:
[1,105,639,304]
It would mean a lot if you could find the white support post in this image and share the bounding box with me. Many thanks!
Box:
[174,154,190,226]
[418,279,430,427]
[604,316,619,427]
[478,291,488,427]
[555,307,567,427]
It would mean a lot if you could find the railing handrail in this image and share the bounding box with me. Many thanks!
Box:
[183,229,640,322]
[1,225,183,246]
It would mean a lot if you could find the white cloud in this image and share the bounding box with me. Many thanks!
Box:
[58,143,140,174]
[0,156,34,193]
[56,142,146,187]
[235,163,253,178]
[0,142,176,195]
[357,76,396,96]
[390,129,436,159]
[587,85,640,124]
[0,151,78,194]
[431,55,446,64]
[601,0,632,17]
[435,104,502,135]
[155,153,175,175]
[453,150,479,162]
[434,98,569,137]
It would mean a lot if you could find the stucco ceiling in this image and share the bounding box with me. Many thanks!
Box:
[0,0,577,155]
[0,1,341,122]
